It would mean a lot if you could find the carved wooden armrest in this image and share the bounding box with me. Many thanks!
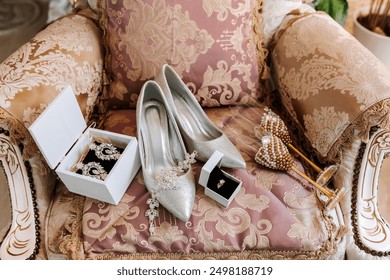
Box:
[341,128,390,259]
[0,122,39,259]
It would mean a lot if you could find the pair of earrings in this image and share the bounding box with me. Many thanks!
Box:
[73,141,122,181]
[254,107,345,211]
[89,142,122,161]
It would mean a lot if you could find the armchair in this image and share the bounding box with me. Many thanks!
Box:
[0,0,389,260]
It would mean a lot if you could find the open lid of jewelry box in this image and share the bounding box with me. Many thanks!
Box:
[198,150,224,187]
[29,85,87,170]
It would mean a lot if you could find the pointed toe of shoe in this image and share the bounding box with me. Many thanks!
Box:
[158,192,194,222]
[163,193,193,221]
[156,170,196,222]
[217,134,246,169]
[219,141,246,169]
[212,135,247,169]
[221,150,246,169]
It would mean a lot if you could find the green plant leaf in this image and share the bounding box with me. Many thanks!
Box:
[313,0,349,25]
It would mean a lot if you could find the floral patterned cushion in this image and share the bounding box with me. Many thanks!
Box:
[271,13,390,162]
[0,14,103,160]
[99,0,268,109]
[72,106,340,260]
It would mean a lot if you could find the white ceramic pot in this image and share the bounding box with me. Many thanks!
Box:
[353,6,390,69]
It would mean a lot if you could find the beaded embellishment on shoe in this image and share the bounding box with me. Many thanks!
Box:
[145,150,197,235]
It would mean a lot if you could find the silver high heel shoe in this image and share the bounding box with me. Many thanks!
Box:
[155,64,246,169]
[136,81,197,234]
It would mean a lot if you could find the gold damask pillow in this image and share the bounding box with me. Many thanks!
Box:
[99,0,268,109]
[272,13,390,161]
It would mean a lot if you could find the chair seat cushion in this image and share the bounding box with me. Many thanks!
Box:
[78,105,340,259]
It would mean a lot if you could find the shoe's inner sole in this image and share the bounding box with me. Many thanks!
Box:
[172,90,220,142]
[141,100,176,177]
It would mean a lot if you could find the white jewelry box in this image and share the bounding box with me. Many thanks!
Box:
[28,85,140,205]
[198,151,242,207]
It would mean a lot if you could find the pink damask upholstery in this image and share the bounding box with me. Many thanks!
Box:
[100,0,268,109]
[66,106,339,260]
[2,3,361,261]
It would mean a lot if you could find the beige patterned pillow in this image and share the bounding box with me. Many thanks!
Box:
[271,13,390,161]
[99,0,268,109]
[0,14,103,159]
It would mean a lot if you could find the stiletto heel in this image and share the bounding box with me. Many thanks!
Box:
[155,64,246,169]
[136,81,197,234]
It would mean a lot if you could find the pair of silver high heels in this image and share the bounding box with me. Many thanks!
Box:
[136,64,245,233]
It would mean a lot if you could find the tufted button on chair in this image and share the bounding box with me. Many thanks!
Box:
[0,0,389,260]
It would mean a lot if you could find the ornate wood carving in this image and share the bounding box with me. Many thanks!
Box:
[354,128,390,254]
[0,133,37,259]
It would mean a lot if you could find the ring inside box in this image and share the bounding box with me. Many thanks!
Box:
[207,166,239,199]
